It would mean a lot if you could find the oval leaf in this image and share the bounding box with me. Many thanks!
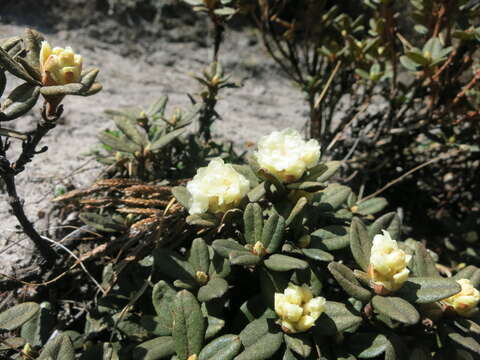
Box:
[0,302,39,331]
[199,334,241,360]
[264,254,308,272]
[350,217,372,271]
[371,296,420,325]
[173,290,206,360]
[397,277,462,304]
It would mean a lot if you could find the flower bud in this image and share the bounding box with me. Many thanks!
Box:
[186,158,250,215]
[252,241,266,256]
[254,128,320,183]
[368,230,411,292]
[275,283,326,333]
[196,271,209,285]
[441,279,480,317]
[39,41,82,86]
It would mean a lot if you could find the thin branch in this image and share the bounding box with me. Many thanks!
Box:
[41,235,106,296]
[314,60,342,110]
[359,150,458,203]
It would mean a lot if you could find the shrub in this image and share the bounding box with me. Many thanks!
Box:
[3,128,480,359]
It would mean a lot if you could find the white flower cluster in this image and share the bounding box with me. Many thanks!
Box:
[186,129,321,215]
[186,158,250,215]
[368,230,412,292]
[442,279,480,317]
[254,128,320,183]
[40,41,83,86]
[274,283,326,333]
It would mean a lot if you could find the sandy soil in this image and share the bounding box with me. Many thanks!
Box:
[0,11,307,275]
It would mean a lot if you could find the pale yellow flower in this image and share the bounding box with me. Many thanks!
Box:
[254,128,320,183]
[442,279,480,317]
[275,283,326,333]
[368,230,411,292]
[186,158,250,215]
[39,41,82,86]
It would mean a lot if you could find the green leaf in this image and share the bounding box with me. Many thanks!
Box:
[80,81,102,96]
[264,254,308,272]
[371,296,420,325]
[244,203,263,245]
[212,239,249,258]
[452,318,480,336]
[316,184,352,211]
[315,301,363,335]
[80,68,99,89]
[214,7,237,16]
[259,268,289,308]
[172,186,191,209]
[199,334,241,360]
[397,277,462,304]
[405,51,429,66]
[238,295,277,324]
[40,83,85,96]
[285,197,308,226]
[0,337,25,351]
[232,165,260,187]
[38,334,75,360]
[302,248,334,262]
[23,28,44,69]
[284,334,312,358]
[368,212,400,241]
[198,277,229,302]
[315,161,342,182]
[189,238,210,274]
[186,213,219,227]
[230,253,261,266]
[149,127,186,151]
[0,46,40,84]
[349,333,388,358]
[0,302,39,331]
[262,213,285,253]
[350,217,372,271]
[286,182,325,192]
[151,281,176,335]
[20,302,56,347]
[446,327,480,355]
[153,249,197,289]
[353,197,388,216]
[411,242,439,278]
[248,182,266,202]
[98,131,141,153]
[423,37,443,59]
[236,319,283,360]
[311,225,349,251]
[114,313,149,341]
[141,315,172,337]
[172,290,206,360]
[147,96,168,116]
[328,262,372,302]
[112,114,145,146]
[133,336,176,360]
[399,55,419,71]
[0,83,40,121]
[453,265,480,287]
[206,315,225,340]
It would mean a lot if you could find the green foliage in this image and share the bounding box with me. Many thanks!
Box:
[6,143,479,359]
[94,62,242,181]
[3,8,480,360]
[226,0,480,250]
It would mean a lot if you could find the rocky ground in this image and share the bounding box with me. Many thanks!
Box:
[0,2,307,277]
